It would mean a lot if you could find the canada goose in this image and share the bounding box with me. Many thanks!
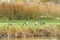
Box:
[35,22,38,26]
[41,22,45,25]
[8,23,12,26]
[23,21,28,25]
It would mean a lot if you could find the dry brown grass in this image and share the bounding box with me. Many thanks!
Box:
[0,2,60,20]
[0,25,60,38]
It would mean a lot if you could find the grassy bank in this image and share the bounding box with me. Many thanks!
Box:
[0,20,60,38]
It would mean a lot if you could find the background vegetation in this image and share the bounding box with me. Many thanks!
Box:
[0,0,60,20]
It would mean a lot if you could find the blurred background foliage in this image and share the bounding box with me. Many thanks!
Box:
[0,0,60,20]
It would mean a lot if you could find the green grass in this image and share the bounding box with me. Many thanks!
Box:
[0,20,60,23]
[0,20,60,29]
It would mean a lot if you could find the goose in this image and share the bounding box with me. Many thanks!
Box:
[23,21,28,26]
[35,22,38,26]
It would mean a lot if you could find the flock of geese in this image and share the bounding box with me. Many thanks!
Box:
[8,21,45,26]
